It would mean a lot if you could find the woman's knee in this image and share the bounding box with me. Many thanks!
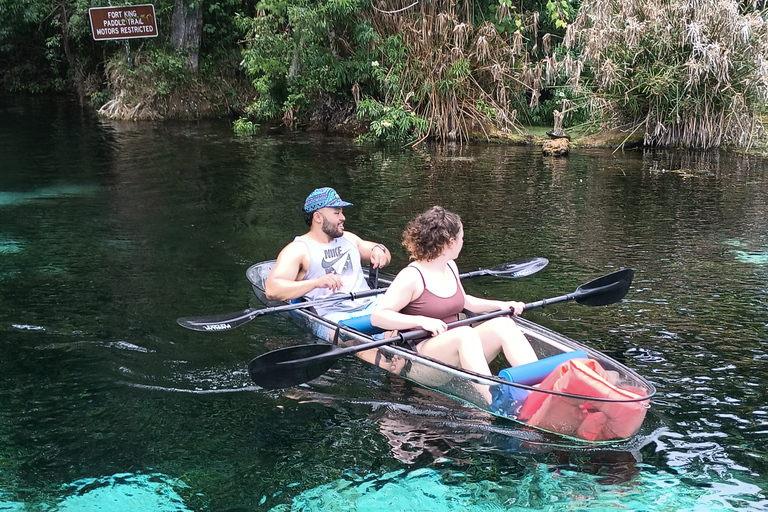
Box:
[486,316,517,329]
[446,325,482,343]
[456,326,484,350]
[452,325,480,337]
[478,316,520,337]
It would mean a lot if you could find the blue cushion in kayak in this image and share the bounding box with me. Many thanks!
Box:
[499,350,588,386]
[338,314,385,334]
[491,350,588,417]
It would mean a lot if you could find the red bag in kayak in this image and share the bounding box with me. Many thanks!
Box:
[517,358,649,441]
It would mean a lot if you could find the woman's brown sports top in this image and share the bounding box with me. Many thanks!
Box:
[400,264,464,324]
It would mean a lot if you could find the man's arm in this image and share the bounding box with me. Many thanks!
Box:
[264,241,344,301]
[345,232,391,269]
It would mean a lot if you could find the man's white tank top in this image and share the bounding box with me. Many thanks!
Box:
[296,234,373,316]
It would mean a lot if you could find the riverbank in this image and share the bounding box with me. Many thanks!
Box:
[86,83,768,153]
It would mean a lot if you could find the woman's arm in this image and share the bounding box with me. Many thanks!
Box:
[370,267,448,336]
[463,294,525,315]
[463,295,524,315]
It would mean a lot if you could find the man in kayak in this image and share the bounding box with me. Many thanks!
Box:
[265,187,391,323]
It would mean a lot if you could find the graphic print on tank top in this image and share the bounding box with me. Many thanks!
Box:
[320,246,354,277]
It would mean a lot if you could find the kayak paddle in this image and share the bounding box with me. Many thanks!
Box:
[458,257,549,279]
[247,268,635,389]
[176,257,548,332]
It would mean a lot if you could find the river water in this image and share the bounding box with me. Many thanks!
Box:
[1,93,767,511]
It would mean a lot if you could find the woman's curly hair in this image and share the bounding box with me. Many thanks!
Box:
[402,206,462,261]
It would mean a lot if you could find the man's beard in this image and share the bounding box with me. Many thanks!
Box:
[321,216,343,238]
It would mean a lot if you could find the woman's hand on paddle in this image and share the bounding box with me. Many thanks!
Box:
[418,316,448,336]
[501,300,525,315]
[481,299,525,315]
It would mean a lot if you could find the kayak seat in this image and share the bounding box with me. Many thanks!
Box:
[338,314,385,334]
[340,309,484,338]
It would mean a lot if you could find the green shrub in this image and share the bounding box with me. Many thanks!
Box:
[356,97,431,144]
[233,117,260,135]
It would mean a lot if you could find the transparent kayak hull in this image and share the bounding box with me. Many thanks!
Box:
[246,261,655,442]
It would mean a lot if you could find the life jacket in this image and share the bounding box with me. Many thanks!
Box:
[517,358,649,441]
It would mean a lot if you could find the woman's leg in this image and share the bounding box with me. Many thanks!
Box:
[473,317,538,367]
[414,325,495,402]
[416,326,492,375]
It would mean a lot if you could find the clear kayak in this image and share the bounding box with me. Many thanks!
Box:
[246,260,656,443]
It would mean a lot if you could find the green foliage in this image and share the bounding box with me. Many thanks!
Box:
[0,0,61,91]
[203,0,251,51]
[489,0,522,35]
[476,99,498,120]
[145,48,192,93]
[90,89,112,108]
[237,0,378,122]
[356,97,431,145]
[6,0,762,149]
[487,0,573,36]
[0,0,258,94]
[544,0,575,30]
[233,117,260,135]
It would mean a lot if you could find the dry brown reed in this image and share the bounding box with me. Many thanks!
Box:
[560,0,768,148]
[98,57,160,120]
[367,0,541,142]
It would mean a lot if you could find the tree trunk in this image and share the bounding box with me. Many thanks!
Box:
[170,0,203,72]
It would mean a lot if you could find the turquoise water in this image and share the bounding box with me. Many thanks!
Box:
[1,93,767,510]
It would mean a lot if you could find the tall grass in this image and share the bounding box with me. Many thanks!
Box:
[561,0,768,148]
[365,0,545,142]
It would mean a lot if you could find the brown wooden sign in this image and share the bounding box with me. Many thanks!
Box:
[89,4,158,40]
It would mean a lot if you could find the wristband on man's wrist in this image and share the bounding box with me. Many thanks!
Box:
[373,244,387,254]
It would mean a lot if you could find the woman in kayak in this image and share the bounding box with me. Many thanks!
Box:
[370,206,537,398]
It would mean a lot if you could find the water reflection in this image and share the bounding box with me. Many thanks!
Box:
[282,379,654,477]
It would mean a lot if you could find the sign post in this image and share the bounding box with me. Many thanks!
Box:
[88,4,158,70]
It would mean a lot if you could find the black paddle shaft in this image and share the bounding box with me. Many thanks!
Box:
[247,268,634,389]
[177,257,549,332]
[177,286,386,332]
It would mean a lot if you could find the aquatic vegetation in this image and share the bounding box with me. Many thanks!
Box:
[0,185,99,207]
[730,250,768,265]
[0,239,22,254]
[267,466,763,511]
[58,473,191,512]
[233,118,260,136]
[723,239,768,265]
